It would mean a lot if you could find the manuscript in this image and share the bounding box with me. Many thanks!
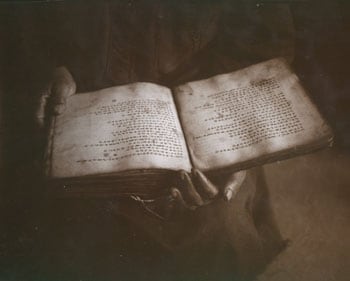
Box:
[45,58,333,196]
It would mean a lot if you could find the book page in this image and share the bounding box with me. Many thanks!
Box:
[49,83,191,178]
[174,58,332,171]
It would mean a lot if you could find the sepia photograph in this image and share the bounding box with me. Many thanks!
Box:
[1,0,349,280]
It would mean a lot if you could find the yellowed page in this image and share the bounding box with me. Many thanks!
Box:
[49,83,191,178]
[174,58,332,171]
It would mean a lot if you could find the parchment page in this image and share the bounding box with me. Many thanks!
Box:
[174,58,332,171]
[49,83,191,178]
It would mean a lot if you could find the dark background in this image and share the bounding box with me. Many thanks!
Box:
[1,1,350,280]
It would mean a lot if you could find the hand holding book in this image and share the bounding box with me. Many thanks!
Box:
[172,169,247,209]
[36,67,246,208]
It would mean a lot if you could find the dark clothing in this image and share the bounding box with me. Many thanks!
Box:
[3,1,295,280]
[20,1,295,91]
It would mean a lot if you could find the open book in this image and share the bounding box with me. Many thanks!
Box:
[45,58,333,196]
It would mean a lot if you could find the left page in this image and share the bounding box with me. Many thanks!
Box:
[47,82,191,178]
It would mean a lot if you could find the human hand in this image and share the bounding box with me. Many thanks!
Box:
[124,169,246,221]
[170,169,247,210]
[35,66,76,129]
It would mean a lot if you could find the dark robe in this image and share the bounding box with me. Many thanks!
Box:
[2,1,295,280]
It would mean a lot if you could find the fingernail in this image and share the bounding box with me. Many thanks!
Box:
[54,103,66,115]
[170,188,179,198]
[224,189,233,201]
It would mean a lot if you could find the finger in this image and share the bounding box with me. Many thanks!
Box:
[51,67,76,115]
[35,86,52,128]
[223,170,247,201]
[193,169,218,199]
[180,171,204,207]
[170,187,196,211]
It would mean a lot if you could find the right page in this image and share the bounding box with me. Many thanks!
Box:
[174,58,333,172]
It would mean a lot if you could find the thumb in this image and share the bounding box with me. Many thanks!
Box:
[51,66,76,115]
